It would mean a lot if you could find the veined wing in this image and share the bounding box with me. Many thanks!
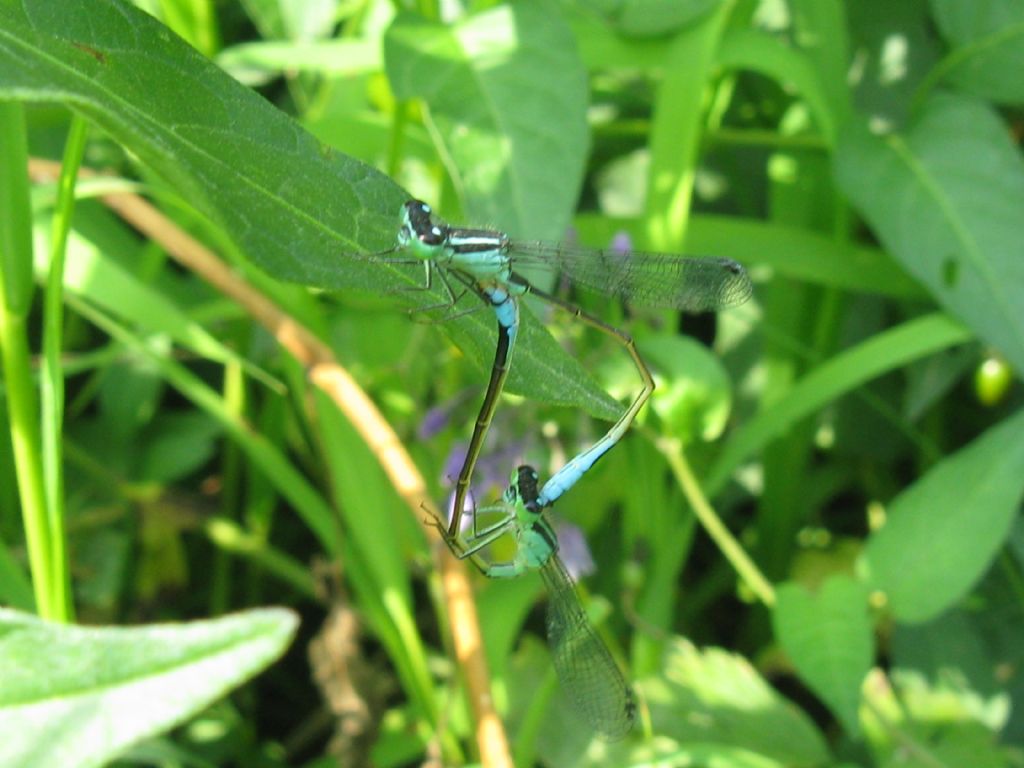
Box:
[508,239,752,312]
[540,553,636,741]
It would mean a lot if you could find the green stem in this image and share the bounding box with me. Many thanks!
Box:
[209,357,245,615]
[70,298,345,557]
[387,99,411,181]
[40,115,90,622]
[0,101,52,617]
[656,436,776,607]
[710,127,829,151]
[645,1,733,249]
[202,517,317,599]
[512,665,558,767]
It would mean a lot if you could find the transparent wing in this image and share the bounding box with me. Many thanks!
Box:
[540,554,636,741]
[508,239,753,312]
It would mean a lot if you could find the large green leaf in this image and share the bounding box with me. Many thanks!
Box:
[313,390,438,727]
[0,607,297,768]
[384,1,588,240]
[788,0,851,127]
[891,558,1024,741]
[773,576,873,735]
[613,0,721,37]
[862,668,1009,768]
[835,93,1024,376]
[641,638,830,767]
[707,313,971,495]
[931,0,1024,104]
[844,0,942,125]
[0,1,401,285]
[642,334,734,443]
[860,407,1024,623]
[0,0,617,416]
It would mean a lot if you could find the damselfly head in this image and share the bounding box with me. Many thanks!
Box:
[399,199,446,250]
[509,464,542,512]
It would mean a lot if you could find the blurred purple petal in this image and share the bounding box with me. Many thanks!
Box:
[475,438,530,491]
[610,231,633,255]
[442,487,476,533]
[434,405,543,531]
[438,434,534,530]
[418,404,451,441]
[441,442,469,486]
[554,522,595,581]
[418,387,476,440]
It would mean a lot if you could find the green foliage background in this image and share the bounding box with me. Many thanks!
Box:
[0,0,1023,766]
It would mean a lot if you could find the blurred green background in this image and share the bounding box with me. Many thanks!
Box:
[1,0,1023,766]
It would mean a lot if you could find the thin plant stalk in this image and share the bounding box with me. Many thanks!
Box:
[0,101,53,617]
[656,435,776,607]
[40,115,90,622]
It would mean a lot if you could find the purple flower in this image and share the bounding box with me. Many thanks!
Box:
[438,433,532,531]
[418,387,476,440]
[610,231,633,255]
[554,521,595,581]
[418,404,452,441]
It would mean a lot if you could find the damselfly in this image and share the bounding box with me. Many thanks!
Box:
[379,200,752,534]
[437,464,637,740]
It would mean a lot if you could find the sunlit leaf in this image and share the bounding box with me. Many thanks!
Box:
[835,93,1024,376]
[0,607,297,768]
[385,0,588,240]
[774,576,873,735]
[861,407,1024,623]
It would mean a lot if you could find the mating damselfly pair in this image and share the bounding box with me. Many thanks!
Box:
[358,199,752,739]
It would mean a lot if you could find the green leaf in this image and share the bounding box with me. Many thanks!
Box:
[835,93,1024,376]
[0,545,34,612]
[236,0,339,41]
[566,6,672,71]
[707,313,972,495]
[788,0,851,126]
[862,668,1009,768]
[892,606,1009,705]
[36,212,276,391]
[240,0,340,41]
[860,407,1024,623]
[216,39,381,84]
[645,3,730,248]
[98,355,165,449]
[642,638,830,766]
[891,557,1024,740]
[844,0,940,126]
[384,1,588,239]
[313,391,438,727]
[0,606,297,768]
[0,0,616,416]
[641,334,733,443]
[773,576,873,735]
[615,0,720,37]
[136,411,222,483]
[931,0,1024,104]
[718,28,837,145]
[0,1,403,285]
